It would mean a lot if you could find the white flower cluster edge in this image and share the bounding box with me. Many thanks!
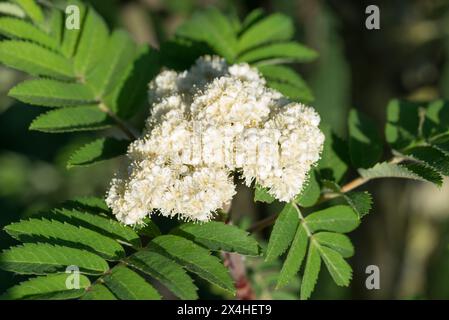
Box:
[106,56,325,225]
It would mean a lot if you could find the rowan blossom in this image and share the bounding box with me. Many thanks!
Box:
[106,56,324,225]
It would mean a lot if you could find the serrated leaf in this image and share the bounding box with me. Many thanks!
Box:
[51,207,140,248]
[238,42,317,65]
[259,65,314,102]
[348,109,383,169]
[30,105,112,133]
[67,138,128,168]
[4,218,125,260]
[405,145,449,176]
[103,265,160,300]
[1,273,90,300]
[343,191,372,218]
[266,203,299,262]
[237,13,294,53]
[86,30,136,98]
[81,284,116,300]
[300,241,321,300]
[295,170,320,207]
[74,6,109,77]
[150,235,235,294]
[128,249,198,300]
[12,0,43,23]
[402,162,443,186]
[254,185,275,203]
[358,162,435,183]
[9,79,96,107]
[61,0,86,57]
[0,40,75,80]
[0,243,108,275]
[277,223,308,288]
[316,244,352,286]
[314,232,354,258]
[0,17,58,49]
[0,3,26,18]
[108,45,160,119]
[174,221,259,256]
[176,8,237,62]
[305,205,359,233]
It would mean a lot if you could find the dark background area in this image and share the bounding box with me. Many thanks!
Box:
[1,0,449,299]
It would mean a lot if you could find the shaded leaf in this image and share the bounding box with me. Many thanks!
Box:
[67,138,128,168]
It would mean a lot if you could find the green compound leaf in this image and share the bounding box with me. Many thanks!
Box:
[128,249,198,300]
[74,5,109,77]
[300,241,321,300]
[238,42,317,65]
[4,218,125,260]
[174,221,259,256]
[0,17,58,49]
[51,207,140,248]
[1,273,90,300]
[176,7,237,62]
[29,105,112,133]
[314,232,354,258]
[9,79,96,107]
[67,138,128,168]
[150,235,235,294]
[103,265,161,300]
[348,109,383,169]
[258,65,314,102]
[0,40,75,80]
[0,243,108,275]
[317,244,352,286]
[358,162,438,184]
[86,29,136,98]
[405,146,449,176]
[305,205,359,233]
[266,203,299,262]
[237,13,294,53]
[277,223,308,288]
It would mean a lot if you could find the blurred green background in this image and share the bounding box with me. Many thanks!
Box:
[1,0,449,299]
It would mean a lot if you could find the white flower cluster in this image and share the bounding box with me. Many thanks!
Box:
[106,56,325,225]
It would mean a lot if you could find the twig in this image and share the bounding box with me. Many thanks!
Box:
[98,103,138,140]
